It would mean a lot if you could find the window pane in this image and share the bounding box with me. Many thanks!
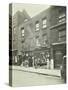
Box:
[59,37,66,41]
[36,38,40,46]
[42,18,47,28]
[59,30,66,41]
[43,24,47,28]
[36,23,39,27]
[22,33,24,36]
[21,28,24,36]
[24,19,28,22]
[43,35,47,44]
[35,22,39,31]
[59,18,66,23]
[59,13,66,23]
[43,19,46,24]
[22,30,24,33]
[59,30,66,37]
[59,13,65,19]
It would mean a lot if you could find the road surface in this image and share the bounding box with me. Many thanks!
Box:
[10,69,64,87]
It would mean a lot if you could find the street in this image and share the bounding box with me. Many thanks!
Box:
[10,69,64,87]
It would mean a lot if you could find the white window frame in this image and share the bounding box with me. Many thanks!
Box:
[35,21,39,31]
[21,28,24,36]
[42,18,47,28]
[24,19,28,22]
[59,13,66,23]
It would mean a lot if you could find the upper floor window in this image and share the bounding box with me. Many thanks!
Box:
[43,34,47,45]
[59,13,66,23]
[35,21,39,31]
[58,30,66,41]
[42,18,47,29]
[36,36,40,47]
[21,27,24,37]
[24,19,28,22]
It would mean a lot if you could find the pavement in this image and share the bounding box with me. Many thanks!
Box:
[9,65,61,77]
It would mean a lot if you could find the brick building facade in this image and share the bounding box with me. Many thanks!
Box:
[11,10,31,65]
[10,5,66,69]
[50,6,66,69]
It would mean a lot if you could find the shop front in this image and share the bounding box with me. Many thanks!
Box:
[52,42,66,69]
[21,47,50,69]
[33,47,50,69]
[21,51,33,67]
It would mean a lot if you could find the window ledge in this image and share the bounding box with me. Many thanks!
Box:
[42,27,47,30]
[35,30,40,32]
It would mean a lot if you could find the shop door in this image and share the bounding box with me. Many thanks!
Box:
[54,50,63,69]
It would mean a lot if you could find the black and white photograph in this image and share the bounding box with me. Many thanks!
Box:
[9,3,66,87]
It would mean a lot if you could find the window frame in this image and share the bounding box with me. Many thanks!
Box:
[58,30,66,41]
[42,34,47,45]
[35,21,40,31]
[36,36,41,47]
[58,13,66,23]
[21,27,24,37]
[42,18,47,29]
